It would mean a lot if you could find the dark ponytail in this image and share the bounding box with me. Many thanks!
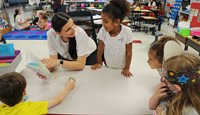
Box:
[14,9,20,22]
[51,12,77,60]
[69,37,77,60]
[102,0,130,22]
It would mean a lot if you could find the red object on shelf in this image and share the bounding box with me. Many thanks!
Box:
[167,3,173,8]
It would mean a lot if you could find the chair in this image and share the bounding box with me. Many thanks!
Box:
[129,10,142,31]
[67,11,97,65]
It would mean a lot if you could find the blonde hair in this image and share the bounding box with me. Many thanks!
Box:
[164,53,200,114]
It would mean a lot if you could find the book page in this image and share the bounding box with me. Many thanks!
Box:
[26,51,55,79]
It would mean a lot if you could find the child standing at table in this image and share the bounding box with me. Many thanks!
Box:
[91,0,134,77]
[147,36,179,76]
[149,53,200,114]
[0,72,75,115]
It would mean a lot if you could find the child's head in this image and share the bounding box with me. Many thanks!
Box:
[163,53,200,114]
[0,72,26,107]
[33,10,37,16]
[38,12,45,19]
[101,0,130,32]
[42,15,48,22]
[15,9,21,15]
[147,36,179,69]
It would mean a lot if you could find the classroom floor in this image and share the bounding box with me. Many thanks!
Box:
[6,22,199,73]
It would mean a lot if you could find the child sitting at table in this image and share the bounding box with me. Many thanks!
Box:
[0,72,75,115]
[149,53,200,114]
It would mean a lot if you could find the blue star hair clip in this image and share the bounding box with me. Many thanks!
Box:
[164,69,200,86]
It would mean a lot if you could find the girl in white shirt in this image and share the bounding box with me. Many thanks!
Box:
[91,0,134,77]
[14,9,30,30]
[40,12,96,77]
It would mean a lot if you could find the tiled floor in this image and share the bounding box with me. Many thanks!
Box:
[6,22,199,73]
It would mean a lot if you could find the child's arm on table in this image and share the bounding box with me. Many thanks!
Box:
[48,77,75,109]
[91,39,105,70]
[121,43,133,77]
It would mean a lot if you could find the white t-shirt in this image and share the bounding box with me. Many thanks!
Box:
[47,26,96,60]
[97,25,134,69]
[15,15,22,30]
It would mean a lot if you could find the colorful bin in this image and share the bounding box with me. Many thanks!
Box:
[0,50,22,75]
[190,28,200,37]
[178,27,190,37]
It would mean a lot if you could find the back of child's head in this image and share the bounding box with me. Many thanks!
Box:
[164,53,200,114]
[149,36,179,64]
[102,0,130,22]
[0,72,26,107]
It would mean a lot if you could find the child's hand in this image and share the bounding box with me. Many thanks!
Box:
[153,82,169,100]
[67,77,75,90]
[121,68,133,77]
[91,63,102,70]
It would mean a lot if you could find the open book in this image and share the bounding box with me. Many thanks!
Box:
[26,52,55,79]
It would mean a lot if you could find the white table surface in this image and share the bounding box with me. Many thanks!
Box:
[20,66,160,114]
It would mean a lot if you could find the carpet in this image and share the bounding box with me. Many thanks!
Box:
[3,30,47,40]
[132,40,142,43]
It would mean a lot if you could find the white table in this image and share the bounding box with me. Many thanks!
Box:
[20,66,160,114]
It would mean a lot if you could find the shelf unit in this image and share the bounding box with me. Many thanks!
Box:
[63,0,107,12]
[0,9,11,35]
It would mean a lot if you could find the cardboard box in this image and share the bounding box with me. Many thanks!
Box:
[0,50,22,76]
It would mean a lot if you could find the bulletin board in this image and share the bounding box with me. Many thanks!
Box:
[190,2,200,27]
[169,0,182,26]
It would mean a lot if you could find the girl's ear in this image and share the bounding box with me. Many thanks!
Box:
[114,19,121,25]
[174,85,182,92]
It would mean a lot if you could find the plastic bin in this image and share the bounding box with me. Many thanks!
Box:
[0,50,22,76]
[178,27,190,37]
[190,28,200,37]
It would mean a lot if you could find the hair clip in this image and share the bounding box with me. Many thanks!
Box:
[164,69,200,86]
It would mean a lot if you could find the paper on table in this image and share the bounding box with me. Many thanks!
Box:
[26,51,55,79]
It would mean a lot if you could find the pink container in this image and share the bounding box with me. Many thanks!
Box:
[190,28,200,37]
[81,3,85,9]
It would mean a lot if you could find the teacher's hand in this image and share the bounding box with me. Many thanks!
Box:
[41,58,60,70]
